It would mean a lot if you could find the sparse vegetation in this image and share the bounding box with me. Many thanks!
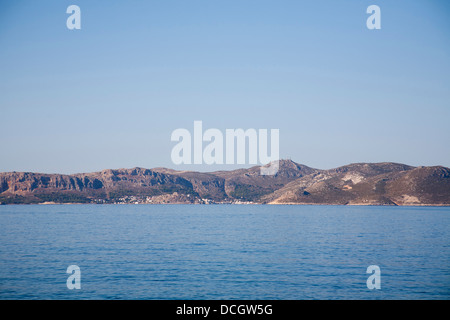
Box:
[229,184,272,201]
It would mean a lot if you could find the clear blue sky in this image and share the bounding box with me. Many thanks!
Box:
[0,0,449,174]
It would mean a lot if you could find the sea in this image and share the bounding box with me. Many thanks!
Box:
[0,204,448,300]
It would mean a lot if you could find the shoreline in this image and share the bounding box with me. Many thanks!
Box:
[1,202,449,207]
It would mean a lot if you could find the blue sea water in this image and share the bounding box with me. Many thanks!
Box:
[0,204,448,300]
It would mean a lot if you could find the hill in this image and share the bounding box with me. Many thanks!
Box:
[0,161,449,206]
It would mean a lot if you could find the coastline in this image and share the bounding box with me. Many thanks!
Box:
[1,202,449,207]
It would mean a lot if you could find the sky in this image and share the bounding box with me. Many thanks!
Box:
[0,0,449,174]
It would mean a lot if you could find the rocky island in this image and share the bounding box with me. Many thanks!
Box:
[0,160,449,206]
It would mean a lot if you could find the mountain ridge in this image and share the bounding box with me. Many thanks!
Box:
[1,160,449,206]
